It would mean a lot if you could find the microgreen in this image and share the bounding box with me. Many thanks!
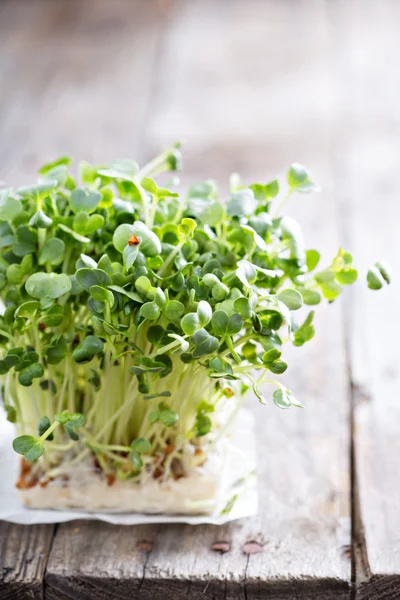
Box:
[0,146,389,483]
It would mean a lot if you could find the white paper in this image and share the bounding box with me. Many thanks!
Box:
[0,409,257,526]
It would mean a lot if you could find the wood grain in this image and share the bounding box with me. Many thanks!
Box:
[45,1,351,597]
[0,522,54,600]
[336,1,400,598]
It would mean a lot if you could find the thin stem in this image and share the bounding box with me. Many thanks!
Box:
[273,188,292,217]
[39,420,60,443]
[136,152,168,180]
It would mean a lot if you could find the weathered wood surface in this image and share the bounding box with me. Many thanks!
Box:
[0,0,396,598]
[0,522,54,600]
[337,2,400,599]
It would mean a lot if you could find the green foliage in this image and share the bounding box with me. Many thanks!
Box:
[0,146,389,479]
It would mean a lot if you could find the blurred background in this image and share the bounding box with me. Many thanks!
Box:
[1,0,397,184]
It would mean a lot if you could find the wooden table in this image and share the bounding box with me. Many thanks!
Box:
[0,1,398,598]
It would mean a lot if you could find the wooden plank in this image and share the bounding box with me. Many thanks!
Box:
[0,522,54,600]
[45,1,351,598]
[335,1,400,598]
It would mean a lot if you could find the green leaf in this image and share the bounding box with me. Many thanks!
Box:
[202,273,220,288]
[40,305,64,327]
[276,289,303,311]
[187,197,225,226]
[13,435,44,461]
[236,259,257,286]
[131,438,151,453]
[77,253,97,269]
[211,310,229,336]
[132,222,161,256]
[195,413,212,437]
[135,275,152,296]
[192,333,219,358]
[197,300,212,327]
[90,285,114,306]
[143,390,171,400]
[62,413,85,440]
[130,360,165,375]
[28,210,53,228]
[301,289,321,305]
[319,280,342,301]
[336,267,358,285]
[98,159,138,180]
[212,281,229,301]
[181,312,201,336]
[13,225,38,256]
[367,266,384,290]
[268,359,288,374]
[39,238,65,265]
[38,416,53,440]
[129,450,143,471]
[58,223,90,243]
[18,362,44,386]
[287,164,319,193]
[73,211,104,235]
[70,189,101,213]
[4,404,17,423]
[234,297,252,319]
[274,387,303,409]
[315,269,335,283]
[97,254,113,274]
[227,189,256,217]
[55,412,85,427]
[262,348,281,364]
[164,300,185,321]
[113,223,136,252]
[209,356,233,375]
[0,190,22,221]
[272,388,292,409]
[179,217,196,236]
[140,301,160,320]
[108,285,143,303]
[375,260,391,284]
[306,249,320,272]
[367,261,391,289]
[141,177,179,198]
[293,311,315,347]
[123,244,139,269]
[159,408,179,427]
[250,179,279,200]
[6,264,25,285]
[26,272,71,299]
[45,336,67,364]
[227,313,243,335]
[38,156,71,175]
[15,301,40,318]
[17,180,58,200]
[75,268,111,291]
[72,335,104,364]
[166,147,182,171]
[262,349,288,374]
[86,214,104,234]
